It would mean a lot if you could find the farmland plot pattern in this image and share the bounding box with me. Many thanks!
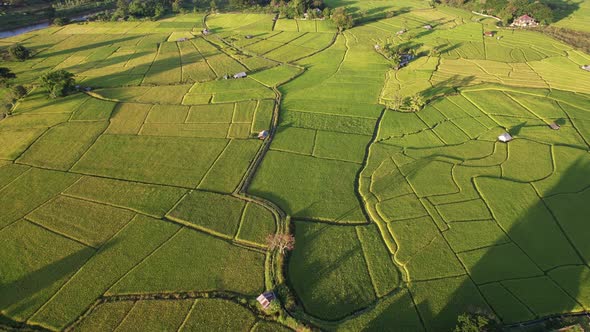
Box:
[1,4,590,332]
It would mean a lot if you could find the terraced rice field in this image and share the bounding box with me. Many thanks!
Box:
[1,3,589,332]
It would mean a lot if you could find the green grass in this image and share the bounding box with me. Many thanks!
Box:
[549,265,590,309]
[476,177,582,270]
[458,243,542,284]
[181,299,256,332]
[30,215,181,330]
[18,121,108,171]
[108,228,265,296]
[501,276,583,317]
[72,135,227,187]
[410,276,491,331]
[198,139,261,193]
[249,150,366,222]
[70,98,117,121]
[70,301,135,332]
[443,220,509,252]
[236,202,276,246]
[313,131,370,164]
[0,168,80,229]
[27,195,135,247]
[113,299,194,332]
[0,128,47,160]
[270,127,315,155]
[479,283,535,324]
[167,190,245,237]
[356,224,400,297]
[105,103,152,135]
[64,176,187,218]
[289,221,376,320]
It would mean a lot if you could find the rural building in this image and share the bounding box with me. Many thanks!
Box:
[202,28,210,35]
[233,72,247,79]
[396,29,406,35]
[582,65,590,71]
[423,24,433,30]
[245,35,253,39]
[484,31,494,37]
[549,122,560,130]
[395,53,415,70]
[374,44,381,50]
[510,14,538,27]
[258,130,269,140]
[256,292,276,309]
[177,37,188,42]
[498,132,513,142]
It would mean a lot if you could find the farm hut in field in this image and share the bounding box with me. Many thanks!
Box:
[484,31,494,37]
[256,292,276,309]
[582,65,590,71]
[177,37,188,42]
[510,14,538,27]
[549,122,560,130]
[202,28,210,35]
[498,132,513,142]
[258,130,269,140]
[423,24,433,30]
[396,29,406,35]
[233,72,247,79]
[245,35,254,39]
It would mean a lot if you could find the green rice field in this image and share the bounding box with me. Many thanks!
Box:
[1,3,589,331]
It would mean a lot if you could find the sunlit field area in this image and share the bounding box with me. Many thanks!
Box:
[1,1,589,331]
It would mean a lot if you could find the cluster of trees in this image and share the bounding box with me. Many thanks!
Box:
[436,0,553,25]
[269,0,326,19]
[0,68,26,117]
[109,0,193,20]
[386,93,425,112]
[380,41,417,69]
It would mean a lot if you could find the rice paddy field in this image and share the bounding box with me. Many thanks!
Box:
[1,2,589,331]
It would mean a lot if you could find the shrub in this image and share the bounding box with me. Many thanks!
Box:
[8,44,31,61]
[53,17,70,26]
[0,67,16,87]
[11,85,27,100]
[40,70,76,98]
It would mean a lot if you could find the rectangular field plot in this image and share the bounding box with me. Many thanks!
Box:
[106,103,152,135]
[236,202,276,246]
[184,79,274,104]
[109,299,193,332]
[69,301,135,332]
[107,228,266,296]
[167,190,245,237]
[313,130,370,163]
[27,195,135,247]
[0,168,80,229]
[64,176,187,218]
[71,135,227,188]
[249,150,366,222]
[0,128,47,160]
[198,139,261,193]
[288,221,376,320]
[18,121,108,171]
[181,299,257,332]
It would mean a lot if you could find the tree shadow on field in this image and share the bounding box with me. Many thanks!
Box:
[545,0,581,24]
[422,74,476,99]
[36,35,140,59]
[410,156,590,330]
[0,239,108,321]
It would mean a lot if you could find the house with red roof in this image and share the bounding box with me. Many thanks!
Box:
[510,14,539,27]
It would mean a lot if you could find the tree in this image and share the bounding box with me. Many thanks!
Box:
[53,17,70,26]
[387,92,404,111]
[454,312,499,332]
[8,44,31,61]
[266,233,295,254]
[172,0,184,12]
[40,70,76,98]
[331,7,354,31]
[409,94,425,112]
[209,0,217,12]
[0,68,16,87]
[11,85,27,100]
